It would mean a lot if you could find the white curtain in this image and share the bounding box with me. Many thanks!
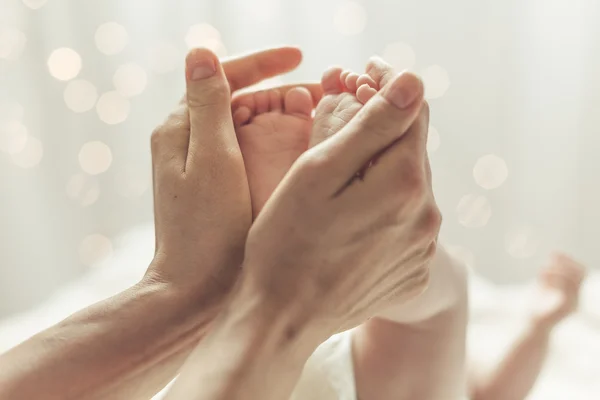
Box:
[1,0,599,316]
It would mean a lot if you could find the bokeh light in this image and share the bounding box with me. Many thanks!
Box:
[96,91,130,125]
[422,65,450,99]
[11,137,43,168]
[0,26,27,61]
[473,154,509,190]
[0,121,28,154]
[456,194,492,228]
[47,48,82,81]
[427,125,440,153]
[113,63,148,97]
[79,234,113,267]
[64,79,98,113]
[148,40,180,74]
[382,42,416,71]
[66,173,100,207]
[505,225,541,259]
[334,1,367,36]
[95,22,129,55]
[79,141,113,175]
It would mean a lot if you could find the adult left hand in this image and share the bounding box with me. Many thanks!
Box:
[147,46,322,309]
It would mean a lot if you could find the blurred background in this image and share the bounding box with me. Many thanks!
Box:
[1,0,600,318]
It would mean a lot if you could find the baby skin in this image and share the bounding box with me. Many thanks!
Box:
[233,88,313,218]
[233,67,380,218]
[530,252,586,330]
[469,253,586,400]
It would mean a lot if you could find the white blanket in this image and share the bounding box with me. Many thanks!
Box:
[1,226,599,399]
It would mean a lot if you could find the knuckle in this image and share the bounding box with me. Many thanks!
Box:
[421,205,442,237]
[409,205,442,247]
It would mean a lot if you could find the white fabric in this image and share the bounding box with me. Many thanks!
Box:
[291,330,356,400]
[0,227,599,399]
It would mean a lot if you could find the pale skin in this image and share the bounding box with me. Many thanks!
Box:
[0,46,442,400]
[469,253,586,400]
[0,46,325,400]
[0,43,581,400]
[165,51,441,399]
[169,52,586,400]
[226,55,469,400]
[0,38,580,400]
[200,53,586,400]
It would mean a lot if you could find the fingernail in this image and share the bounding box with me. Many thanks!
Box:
[385,73,423,109]
[189,59,216,81]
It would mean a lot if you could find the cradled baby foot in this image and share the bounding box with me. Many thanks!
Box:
[234,87,313,218]
[310,67,379,148]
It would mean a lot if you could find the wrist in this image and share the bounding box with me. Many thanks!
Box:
[167,274,329,400]
[0,271,218,400]
[136,269,217,341]
[231,271,331,354]
[143,255,233,325]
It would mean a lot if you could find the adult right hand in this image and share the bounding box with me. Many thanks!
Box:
[147,46,319,302]
[166,66,440,400]
[242,70,441,335]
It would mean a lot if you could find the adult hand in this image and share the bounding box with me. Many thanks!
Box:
[0,46,323,400]
[242,69,441,335]
[166,66,442,400]
[147,46,321,304]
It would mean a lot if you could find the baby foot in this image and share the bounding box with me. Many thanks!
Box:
[530,253,586,330]
[310,68,379,149]
[234,88,313,217]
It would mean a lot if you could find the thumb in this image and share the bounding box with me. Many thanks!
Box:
[185,48,237,170]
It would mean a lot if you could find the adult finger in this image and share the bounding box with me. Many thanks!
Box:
[179,46,305,105]
[224,46,304,93]
[184,48,237,170]
[352,102,430,214]
[368,101,430,181]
